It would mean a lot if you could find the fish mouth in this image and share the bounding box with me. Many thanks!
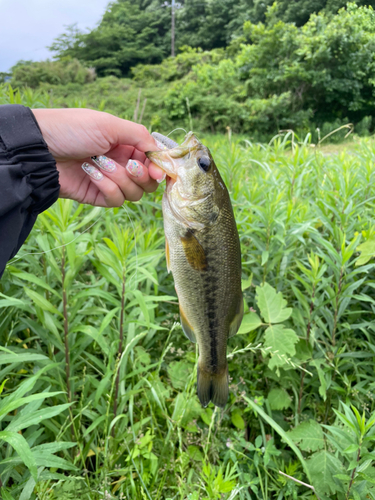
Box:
[146,132,180,180]
[151,132,179,151]
[146,131,200,182]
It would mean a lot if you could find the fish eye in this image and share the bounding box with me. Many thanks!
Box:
[197,155,211,172]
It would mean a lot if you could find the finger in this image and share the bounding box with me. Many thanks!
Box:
[81,162,143,207]
[124,159,161,193]
[108,144,165,181]
[107,115,157,153]
[130,151,165,181]
[91,155,159,194]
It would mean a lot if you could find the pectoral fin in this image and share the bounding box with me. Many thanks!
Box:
[179,305,197,343]
[228,295,244,338]
[180,231,207,271]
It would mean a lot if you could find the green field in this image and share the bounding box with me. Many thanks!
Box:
[1,127,375,499]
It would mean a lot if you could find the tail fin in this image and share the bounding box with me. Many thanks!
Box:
[197,365,228,408]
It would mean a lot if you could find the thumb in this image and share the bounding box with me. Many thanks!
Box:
[107,115,158,152]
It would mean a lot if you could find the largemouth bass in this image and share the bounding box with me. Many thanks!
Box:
[146,132,243,408]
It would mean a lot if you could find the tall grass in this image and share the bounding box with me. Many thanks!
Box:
[1,88,375,499]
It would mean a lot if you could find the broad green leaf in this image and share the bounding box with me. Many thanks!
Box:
[311,360,330,401]
[241,275,252,291]
[307,450,344,496]
[0,488,16,500]
[343,444,359,454]
[263,324,298,369]
[168,361,191,390]
[83,415,107,438]
[256,283,292,323]
[19,471,37,500]
[0,392,63,421]
[6,403,72,432]
[0,292,32,311]
[8,269,61,298]
[131,290,150,326]
[98,307,120,334]
[201,408,213,426]
[231,411,245,430]
[31,442,76,454]
[24,288,63,317]
[238,312,262,334]
[0,378,8,395]
[261,250,269,266]
[187,445,203,462]
[0,431,37,481]
[334,474,351,481]
[0,352,49,365]
[172,393,186,423]
[1,452,78,471]
[268,388,291,410]
[244,396,311,481]
[355,236,375,266]
[287,420,325,452]
[0,346,13,354]
[103,237,123,261]
[72,325,109,355]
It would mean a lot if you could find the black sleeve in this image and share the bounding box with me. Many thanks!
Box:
[0,105,60,278]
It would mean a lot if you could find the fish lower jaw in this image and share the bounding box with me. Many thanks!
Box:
[166,175,175,188]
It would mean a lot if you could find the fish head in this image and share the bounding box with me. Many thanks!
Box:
[146,132,228,228]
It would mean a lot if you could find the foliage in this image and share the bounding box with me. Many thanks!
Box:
[3,79,375,498]
[162,3,375,135]
[10,59,96,89]
[236,0,374,27]
[238,3,375,125]
[49,0,171,77]
[48,0,375,76]
[7,3,375,138]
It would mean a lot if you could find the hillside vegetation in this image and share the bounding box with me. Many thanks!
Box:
[3,1,375,139]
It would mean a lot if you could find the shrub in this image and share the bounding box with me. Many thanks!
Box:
[11,58,96,89]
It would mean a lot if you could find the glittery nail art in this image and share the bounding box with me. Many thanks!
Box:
[126,160,143,178]
[91,155,116,172]
[82,162,104,180]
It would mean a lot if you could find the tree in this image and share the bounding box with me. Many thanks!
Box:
[50,0,171,77]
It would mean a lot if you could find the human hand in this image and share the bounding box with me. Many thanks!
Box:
[31,108,164,207]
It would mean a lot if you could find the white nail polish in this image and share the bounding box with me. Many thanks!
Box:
[157,173,166,184]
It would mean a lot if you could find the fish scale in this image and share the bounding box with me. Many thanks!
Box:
[146,132,243,407]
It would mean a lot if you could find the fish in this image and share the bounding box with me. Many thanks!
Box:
[146,132,243,408]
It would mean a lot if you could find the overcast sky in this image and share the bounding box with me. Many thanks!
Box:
[0,0,110,72]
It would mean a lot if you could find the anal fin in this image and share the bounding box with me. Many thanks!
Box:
[179,305,197,343]
[229,295,244,337]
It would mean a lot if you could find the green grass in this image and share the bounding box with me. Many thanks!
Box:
[2,89,375,498]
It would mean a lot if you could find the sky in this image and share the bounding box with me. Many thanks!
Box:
[0,0,110,72]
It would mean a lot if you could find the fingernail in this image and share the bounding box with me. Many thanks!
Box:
[157,172,166,184]
[91,155,116,172]
[82,162,103,180]
[155,139,169,150]
[126,159,143,178]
